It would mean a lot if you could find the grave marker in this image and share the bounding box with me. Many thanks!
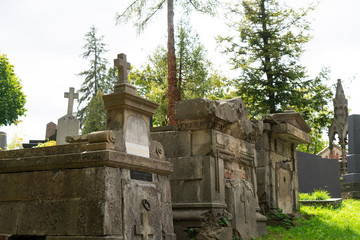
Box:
[0,132,6,150]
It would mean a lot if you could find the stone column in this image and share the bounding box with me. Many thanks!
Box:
[342,114,360,198]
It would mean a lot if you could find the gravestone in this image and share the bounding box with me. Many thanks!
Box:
[0,132,6,150]
[0,53,175,239]
[342,114,360,198]
[297,151,341,198]
[56,87,80,145]
[45,122,57,140]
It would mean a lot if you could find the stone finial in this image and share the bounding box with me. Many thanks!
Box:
[64,87,79,116]
[114,53,131,83]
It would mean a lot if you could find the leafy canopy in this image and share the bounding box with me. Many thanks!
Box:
[0,53,26,127]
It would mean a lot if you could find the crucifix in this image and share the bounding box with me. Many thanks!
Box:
[114,53,131,83]
[64,87,79,116]
[135,212,155,240]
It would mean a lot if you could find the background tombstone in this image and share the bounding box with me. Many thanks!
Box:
[297,151,341,198]
[0,132,7,150]
[342,114,360,198]
[45,122,57,140]
[56,87,80,145]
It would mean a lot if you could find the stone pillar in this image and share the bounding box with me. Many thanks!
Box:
[0,132,6,150]
[342,114,360,198]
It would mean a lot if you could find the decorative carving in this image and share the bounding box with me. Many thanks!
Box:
[135,212,155,240]
[149,140,165,160]
[329,79,348,172]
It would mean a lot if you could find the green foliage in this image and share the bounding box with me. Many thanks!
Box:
[34,140,56,148]
[218,0,332,152]
[77,26,115,127]
[130,22,228,125]
[82,90,107,134]
[0,53,26,126]
[258,199,360,239]
[299,189,331,201]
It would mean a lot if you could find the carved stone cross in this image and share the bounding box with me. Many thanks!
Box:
[64,87,79,116]
[114,53,131,83]
[136,212,155,240]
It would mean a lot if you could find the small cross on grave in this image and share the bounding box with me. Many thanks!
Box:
[114,53,131,83]
[64,87,79,116]
[136,212,155,240]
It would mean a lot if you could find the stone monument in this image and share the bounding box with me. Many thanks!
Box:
[329,79,348,175]
[152,98,267,240]
[0,131,6,150]
[341,114,360,198]
[0,53,175,239]
[45,121,57,140]
[56,87,80,145]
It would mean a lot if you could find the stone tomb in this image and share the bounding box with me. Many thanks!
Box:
[256,111,311,213]
[0,53,175,240]
[0,131,6,150]
[152,98,267,240]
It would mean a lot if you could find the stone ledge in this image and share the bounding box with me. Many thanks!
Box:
[47,237,123,240]
[300,198,342,207]
[272,122,311,144]
[0,150,173,175]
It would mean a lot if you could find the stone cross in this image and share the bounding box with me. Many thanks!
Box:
[114,53,131,83]
[64,87,79,116]
[135,212,155,240]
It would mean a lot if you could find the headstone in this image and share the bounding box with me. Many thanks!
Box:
[56,87,80,145]
[45,122,57,140]
[297,151,341,198]
[342,114,360,198]
[0,132,6,150]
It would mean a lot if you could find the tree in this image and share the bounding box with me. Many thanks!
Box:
[0,53,26,126]
[77,26,110,125]
[82,90,107,134]
[218,0,316,117]
[130,22,228,126]
[218,0,333,152]
[116,0,218,124]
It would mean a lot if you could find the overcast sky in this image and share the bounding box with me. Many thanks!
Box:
[0,0,359,144]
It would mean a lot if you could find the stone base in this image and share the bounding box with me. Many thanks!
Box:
[341,182,360,199]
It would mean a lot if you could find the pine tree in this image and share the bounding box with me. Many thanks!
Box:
[77,26,110,126]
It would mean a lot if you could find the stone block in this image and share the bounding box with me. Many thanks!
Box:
[151,131,191,158]
[343,173,360,183]
[347,154,360,173]
[348,115,360,154]
[56,116,80,145]
[169,156,203,180]
[192,130,212,156]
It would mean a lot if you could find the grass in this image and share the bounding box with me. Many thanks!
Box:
[299,189,331,201]
[258,199,360,240]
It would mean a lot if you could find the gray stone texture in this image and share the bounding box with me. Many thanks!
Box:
[348,115,360,154]
[297,151,341,198]
[56,116,80,145]
[347,154,360,173]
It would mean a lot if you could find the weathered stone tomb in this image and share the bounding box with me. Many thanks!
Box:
[0,53,175,240]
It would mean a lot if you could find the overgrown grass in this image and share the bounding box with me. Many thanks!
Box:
[299,189,331,200]
[258,199,360,240]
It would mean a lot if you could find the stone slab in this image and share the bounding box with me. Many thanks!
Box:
[169,156,203,180]
[343,173,360,183]
[347,154,360,173]
[348,114,360,154]
[300,198,342,207]
[151,131,191,158]
[0,131,7,150]
[56,116,80,145]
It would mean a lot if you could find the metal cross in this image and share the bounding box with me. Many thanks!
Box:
[64,87,79,116]
[114,53,131,83]
[135,212,155,240]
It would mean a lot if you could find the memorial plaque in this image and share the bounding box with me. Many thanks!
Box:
[130,170,153,182]
[125,116,150,158]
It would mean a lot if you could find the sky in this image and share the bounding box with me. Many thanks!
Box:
[0,0,359,144]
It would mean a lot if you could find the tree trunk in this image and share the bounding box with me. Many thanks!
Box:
[167,0,179,125]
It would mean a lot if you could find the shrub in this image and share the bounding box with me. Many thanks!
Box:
[299,189,331,201]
